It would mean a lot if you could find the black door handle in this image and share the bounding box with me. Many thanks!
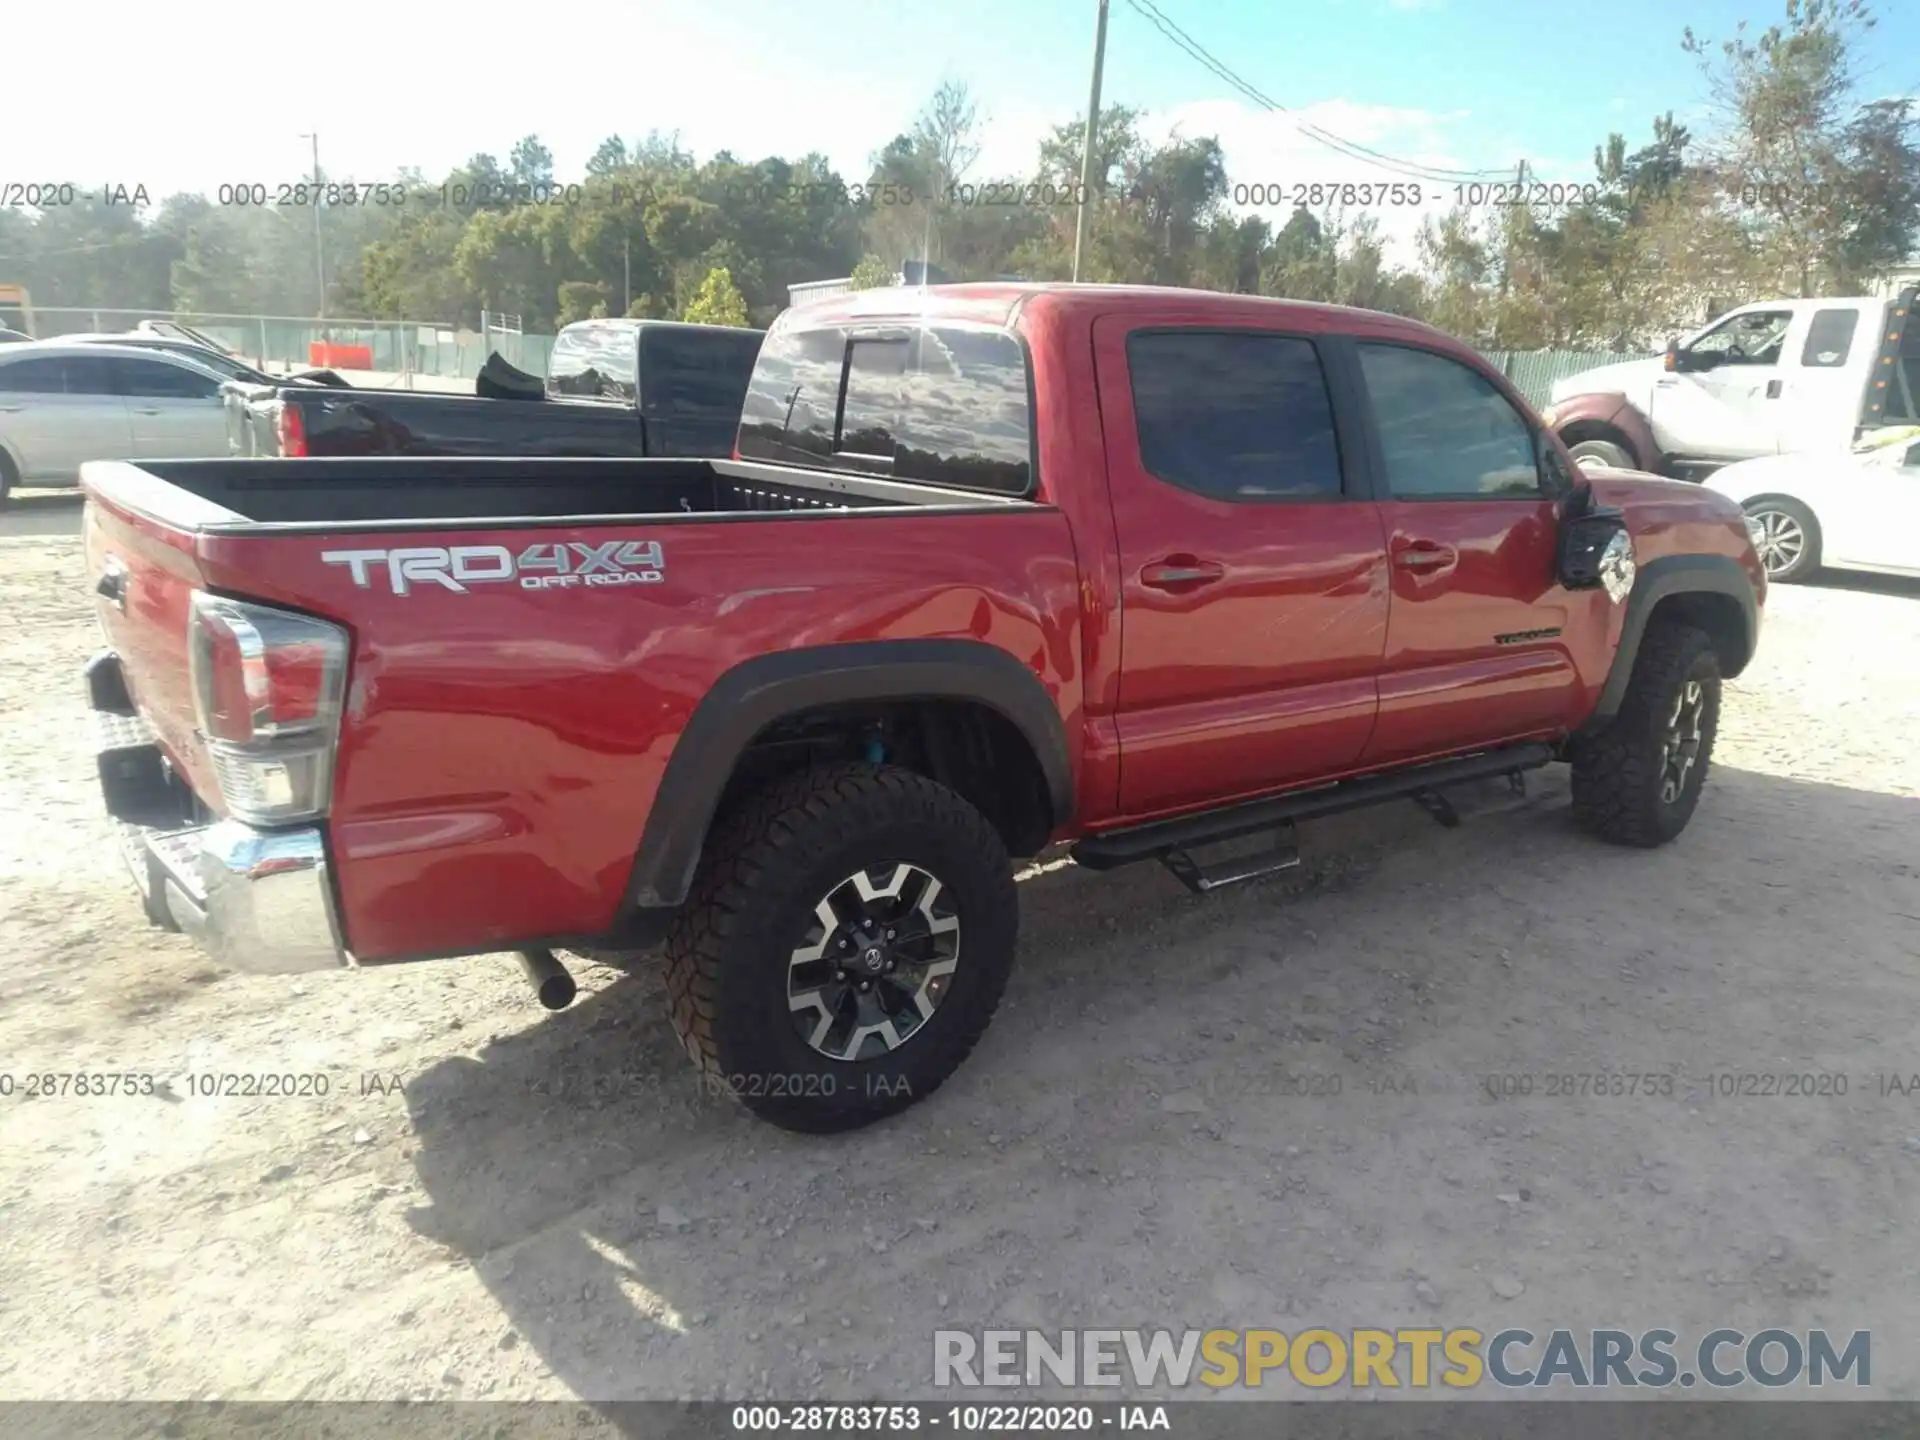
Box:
[1765,379,1783,399]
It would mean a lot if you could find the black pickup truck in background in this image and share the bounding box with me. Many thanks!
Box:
[224,318,766,459]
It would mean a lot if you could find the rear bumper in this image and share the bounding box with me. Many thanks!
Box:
[122,818,349,974]
[89,653,350,975]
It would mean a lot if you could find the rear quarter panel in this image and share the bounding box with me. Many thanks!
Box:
[198,509,1082,961]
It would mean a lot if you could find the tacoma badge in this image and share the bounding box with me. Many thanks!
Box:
[322,541,664,595]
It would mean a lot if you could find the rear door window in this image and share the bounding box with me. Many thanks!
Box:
[64,356,123,396]
[113,357,221,399]
[1126,330,1344,499]
[160,347,253,382]
[1799,308,1859,368]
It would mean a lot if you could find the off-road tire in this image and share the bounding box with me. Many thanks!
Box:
[1568,438,1635,472]
[1570,622,1721,848]
[662,763,1018,1133]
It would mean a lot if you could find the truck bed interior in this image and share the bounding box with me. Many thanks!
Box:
[116,457,1025,527]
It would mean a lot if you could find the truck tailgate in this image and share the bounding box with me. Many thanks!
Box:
[83,479,228,807]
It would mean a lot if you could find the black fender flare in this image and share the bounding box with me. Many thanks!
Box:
[625,639,1074,909]
[1578,553,1758,736]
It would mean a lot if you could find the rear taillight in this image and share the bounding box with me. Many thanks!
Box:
[187,593,348,825]
[276,401,308,457]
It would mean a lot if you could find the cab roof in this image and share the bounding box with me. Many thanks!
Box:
[783,281,1455,346]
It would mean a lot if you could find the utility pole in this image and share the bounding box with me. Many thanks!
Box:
[1070,0,1111,284]
[623,236,632,314]
[300,132,326,332]
[923,157,940,281]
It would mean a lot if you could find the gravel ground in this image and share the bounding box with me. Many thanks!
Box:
[1,501,1917,1405]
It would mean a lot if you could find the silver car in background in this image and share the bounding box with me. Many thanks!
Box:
[0,343,232,505]
[52,333,281,387]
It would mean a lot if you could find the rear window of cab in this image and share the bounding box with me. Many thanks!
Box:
[737,320,1034,495]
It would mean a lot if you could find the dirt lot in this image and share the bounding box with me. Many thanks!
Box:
[2,499,1917,1404]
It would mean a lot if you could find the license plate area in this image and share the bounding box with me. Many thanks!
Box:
[88,652,208,830]
[98,741,200,829]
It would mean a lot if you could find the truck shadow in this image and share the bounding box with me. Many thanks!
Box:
[399,764,1920,1414]
[1814,570,1920,601]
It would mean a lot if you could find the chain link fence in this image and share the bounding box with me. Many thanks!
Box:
[1484,348,1650,408]
[23,308,556,383]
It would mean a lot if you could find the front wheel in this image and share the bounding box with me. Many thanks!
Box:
[662,764,1018,1133]
[1570,622,1722,847]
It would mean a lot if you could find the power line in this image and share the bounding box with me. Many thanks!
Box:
[1124,0,1505,180]
[1121,0,1516,184]
[1126,0,1508,180]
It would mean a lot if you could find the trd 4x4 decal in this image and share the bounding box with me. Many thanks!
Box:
[321,541,664,595]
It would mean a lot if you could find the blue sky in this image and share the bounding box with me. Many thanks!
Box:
[10,0,1916,258]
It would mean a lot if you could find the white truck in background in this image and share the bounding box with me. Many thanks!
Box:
[1541,288,1918,480]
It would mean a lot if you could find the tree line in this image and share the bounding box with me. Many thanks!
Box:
[1,0,1913,351]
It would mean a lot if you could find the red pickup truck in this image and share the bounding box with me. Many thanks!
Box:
[80,283,1766,1133]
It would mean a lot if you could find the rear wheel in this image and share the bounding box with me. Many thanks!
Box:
[0,449,16,509]
[1743,497,1820,583]
[662,763,1018,1133]
[1570,622,1721,847]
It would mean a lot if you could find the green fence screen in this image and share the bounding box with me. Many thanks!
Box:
[27,308,1641,401]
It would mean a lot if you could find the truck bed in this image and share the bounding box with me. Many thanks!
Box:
[96,456,1031,530]
[81,452,1073,962]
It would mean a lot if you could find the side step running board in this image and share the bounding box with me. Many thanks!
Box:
[1161,830,1303,895]
[1072,742,1556,874]
[1413,768,1531,829]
